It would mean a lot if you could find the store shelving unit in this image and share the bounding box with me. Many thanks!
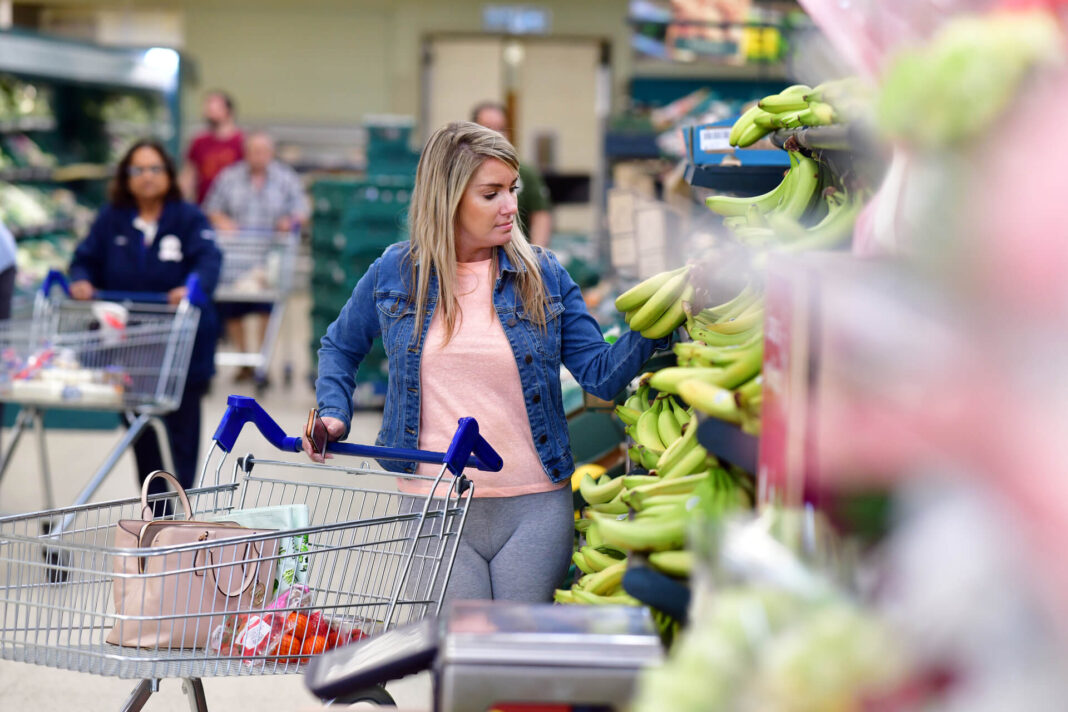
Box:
[683,162,786,194]
[0,30,181,243]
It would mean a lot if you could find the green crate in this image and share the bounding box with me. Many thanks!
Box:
[310,218,343,248]
[311,260,352,287]
[311,176,413,218]
[366,160,417,181]
[310,180,360,218]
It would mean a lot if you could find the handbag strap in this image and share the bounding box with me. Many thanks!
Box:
[140,470,194,520]
[196,540,264,598]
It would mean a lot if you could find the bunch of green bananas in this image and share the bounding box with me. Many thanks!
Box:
[705,148,827,249]
[557,446,752,600]
[730,77,867,148]
[763,186,866,255]
[629,285,766,434]
[615,265,695,338]
[615,387,694,470]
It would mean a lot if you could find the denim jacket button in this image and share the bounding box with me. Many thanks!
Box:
[538,434,547,444]
[551,468,559,477]
[524,354,533,364]
[405,427,416,435]
[532,394,541,404]
[507,317,517,327]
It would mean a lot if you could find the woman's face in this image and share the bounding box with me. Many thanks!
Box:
[454,158,518,262]
[127,146,171,203]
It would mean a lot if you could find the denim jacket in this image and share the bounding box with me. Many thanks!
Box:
[316,242,666,484]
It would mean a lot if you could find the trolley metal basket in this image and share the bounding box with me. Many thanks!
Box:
[0,394,502,711]
[0,270,203,511]
[212,229,299,388]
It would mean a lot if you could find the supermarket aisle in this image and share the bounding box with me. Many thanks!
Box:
[0,289,433,711]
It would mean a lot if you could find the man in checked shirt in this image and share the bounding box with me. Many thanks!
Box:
[204,131,309,381]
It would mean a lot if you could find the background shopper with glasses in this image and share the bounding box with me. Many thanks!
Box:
[68,139,222,503]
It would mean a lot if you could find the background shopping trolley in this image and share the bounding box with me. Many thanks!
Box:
[0,269,202,514]
[212,229,299,391]
[0,394,502,712]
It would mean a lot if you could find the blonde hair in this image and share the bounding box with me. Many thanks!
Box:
[407,121,547,344]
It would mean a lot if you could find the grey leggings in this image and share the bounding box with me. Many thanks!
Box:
[443,486,575,603]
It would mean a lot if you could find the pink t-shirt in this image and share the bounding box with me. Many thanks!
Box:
[404,258,565,498]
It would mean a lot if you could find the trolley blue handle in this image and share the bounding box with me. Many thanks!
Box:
[40,269,209,308]
[212,395,504,476]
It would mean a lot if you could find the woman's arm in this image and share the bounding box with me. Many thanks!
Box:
[315,258,384,438]
[554,254,670,400]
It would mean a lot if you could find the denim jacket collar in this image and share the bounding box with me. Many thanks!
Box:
[496,245,529,275]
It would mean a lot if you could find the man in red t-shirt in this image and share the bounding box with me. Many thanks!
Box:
[180,90,244,204]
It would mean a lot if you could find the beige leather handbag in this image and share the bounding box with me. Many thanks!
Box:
[107,471,279,649]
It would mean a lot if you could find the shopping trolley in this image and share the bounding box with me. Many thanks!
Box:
[212,229,299,390]
[0,270,203,513]
[0,394,503,711]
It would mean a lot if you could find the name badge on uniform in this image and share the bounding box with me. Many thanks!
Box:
[158,235,183,262]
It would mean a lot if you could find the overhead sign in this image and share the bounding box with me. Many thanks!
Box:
[482,5,551,35]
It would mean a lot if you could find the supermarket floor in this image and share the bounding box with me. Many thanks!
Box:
[0,290,434,711]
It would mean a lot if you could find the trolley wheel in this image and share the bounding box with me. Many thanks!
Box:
[333,684,396,707]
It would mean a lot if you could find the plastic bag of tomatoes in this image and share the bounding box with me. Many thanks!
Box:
[209,585,366,668]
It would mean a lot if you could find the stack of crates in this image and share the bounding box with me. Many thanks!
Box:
[309,176,412,405]
[308,117,422,406]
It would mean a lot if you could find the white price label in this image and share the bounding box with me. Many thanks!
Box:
[698,127,733,152]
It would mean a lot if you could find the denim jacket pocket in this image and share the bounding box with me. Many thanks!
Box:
[518,296,565,359]
[374,290,417,357]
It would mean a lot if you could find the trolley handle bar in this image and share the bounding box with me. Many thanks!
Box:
[212,395,503,475]
[41,269,209,308]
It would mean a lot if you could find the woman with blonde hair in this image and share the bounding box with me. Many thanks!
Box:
[308,122,669,602]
